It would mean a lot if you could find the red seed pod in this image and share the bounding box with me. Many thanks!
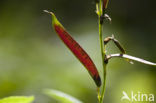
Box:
[103,0,109,9]
[45,10,101,87]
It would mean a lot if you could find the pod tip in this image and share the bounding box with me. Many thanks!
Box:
[43,10,54,15]
[93,75,101,87]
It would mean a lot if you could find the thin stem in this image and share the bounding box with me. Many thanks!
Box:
[99,0,102,15]
[100,64,107,103]
[97,87,101,102]
[99,20,105,65]
[99,18,107,103]
[107,53,156,66]
[98,0,107,103]
[98,17,106,103]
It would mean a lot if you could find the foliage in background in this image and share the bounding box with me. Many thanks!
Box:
[0,96,34,103]
[44,89,82,103]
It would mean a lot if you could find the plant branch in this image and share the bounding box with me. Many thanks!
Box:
[104,35,126,54]
[106,53,156,66]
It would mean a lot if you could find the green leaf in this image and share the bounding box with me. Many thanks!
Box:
[43,89,83,103]
[0,96,34,103]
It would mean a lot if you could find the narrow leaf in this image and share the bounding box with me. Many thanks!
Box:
[44,89,83,103]
[0,96,34,103]
[107,53,156,66]
[44,10,101,87]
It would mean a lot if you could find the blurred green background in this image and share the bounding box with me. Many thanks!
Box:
[0,0,155,103]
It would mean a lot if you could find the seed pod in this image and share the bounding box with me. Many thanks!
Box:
[103,0,109,9]
[113,39,126,54]
[44,10,101,87]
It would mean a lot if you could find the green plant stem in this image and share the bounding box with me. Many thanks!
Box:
[98,19,107,103]
[98,0,107,103]
[97,87,101,102]
[100,63,107,103]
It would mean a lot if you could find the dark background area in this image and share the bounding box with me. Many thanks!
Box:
[0,0,155,103]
